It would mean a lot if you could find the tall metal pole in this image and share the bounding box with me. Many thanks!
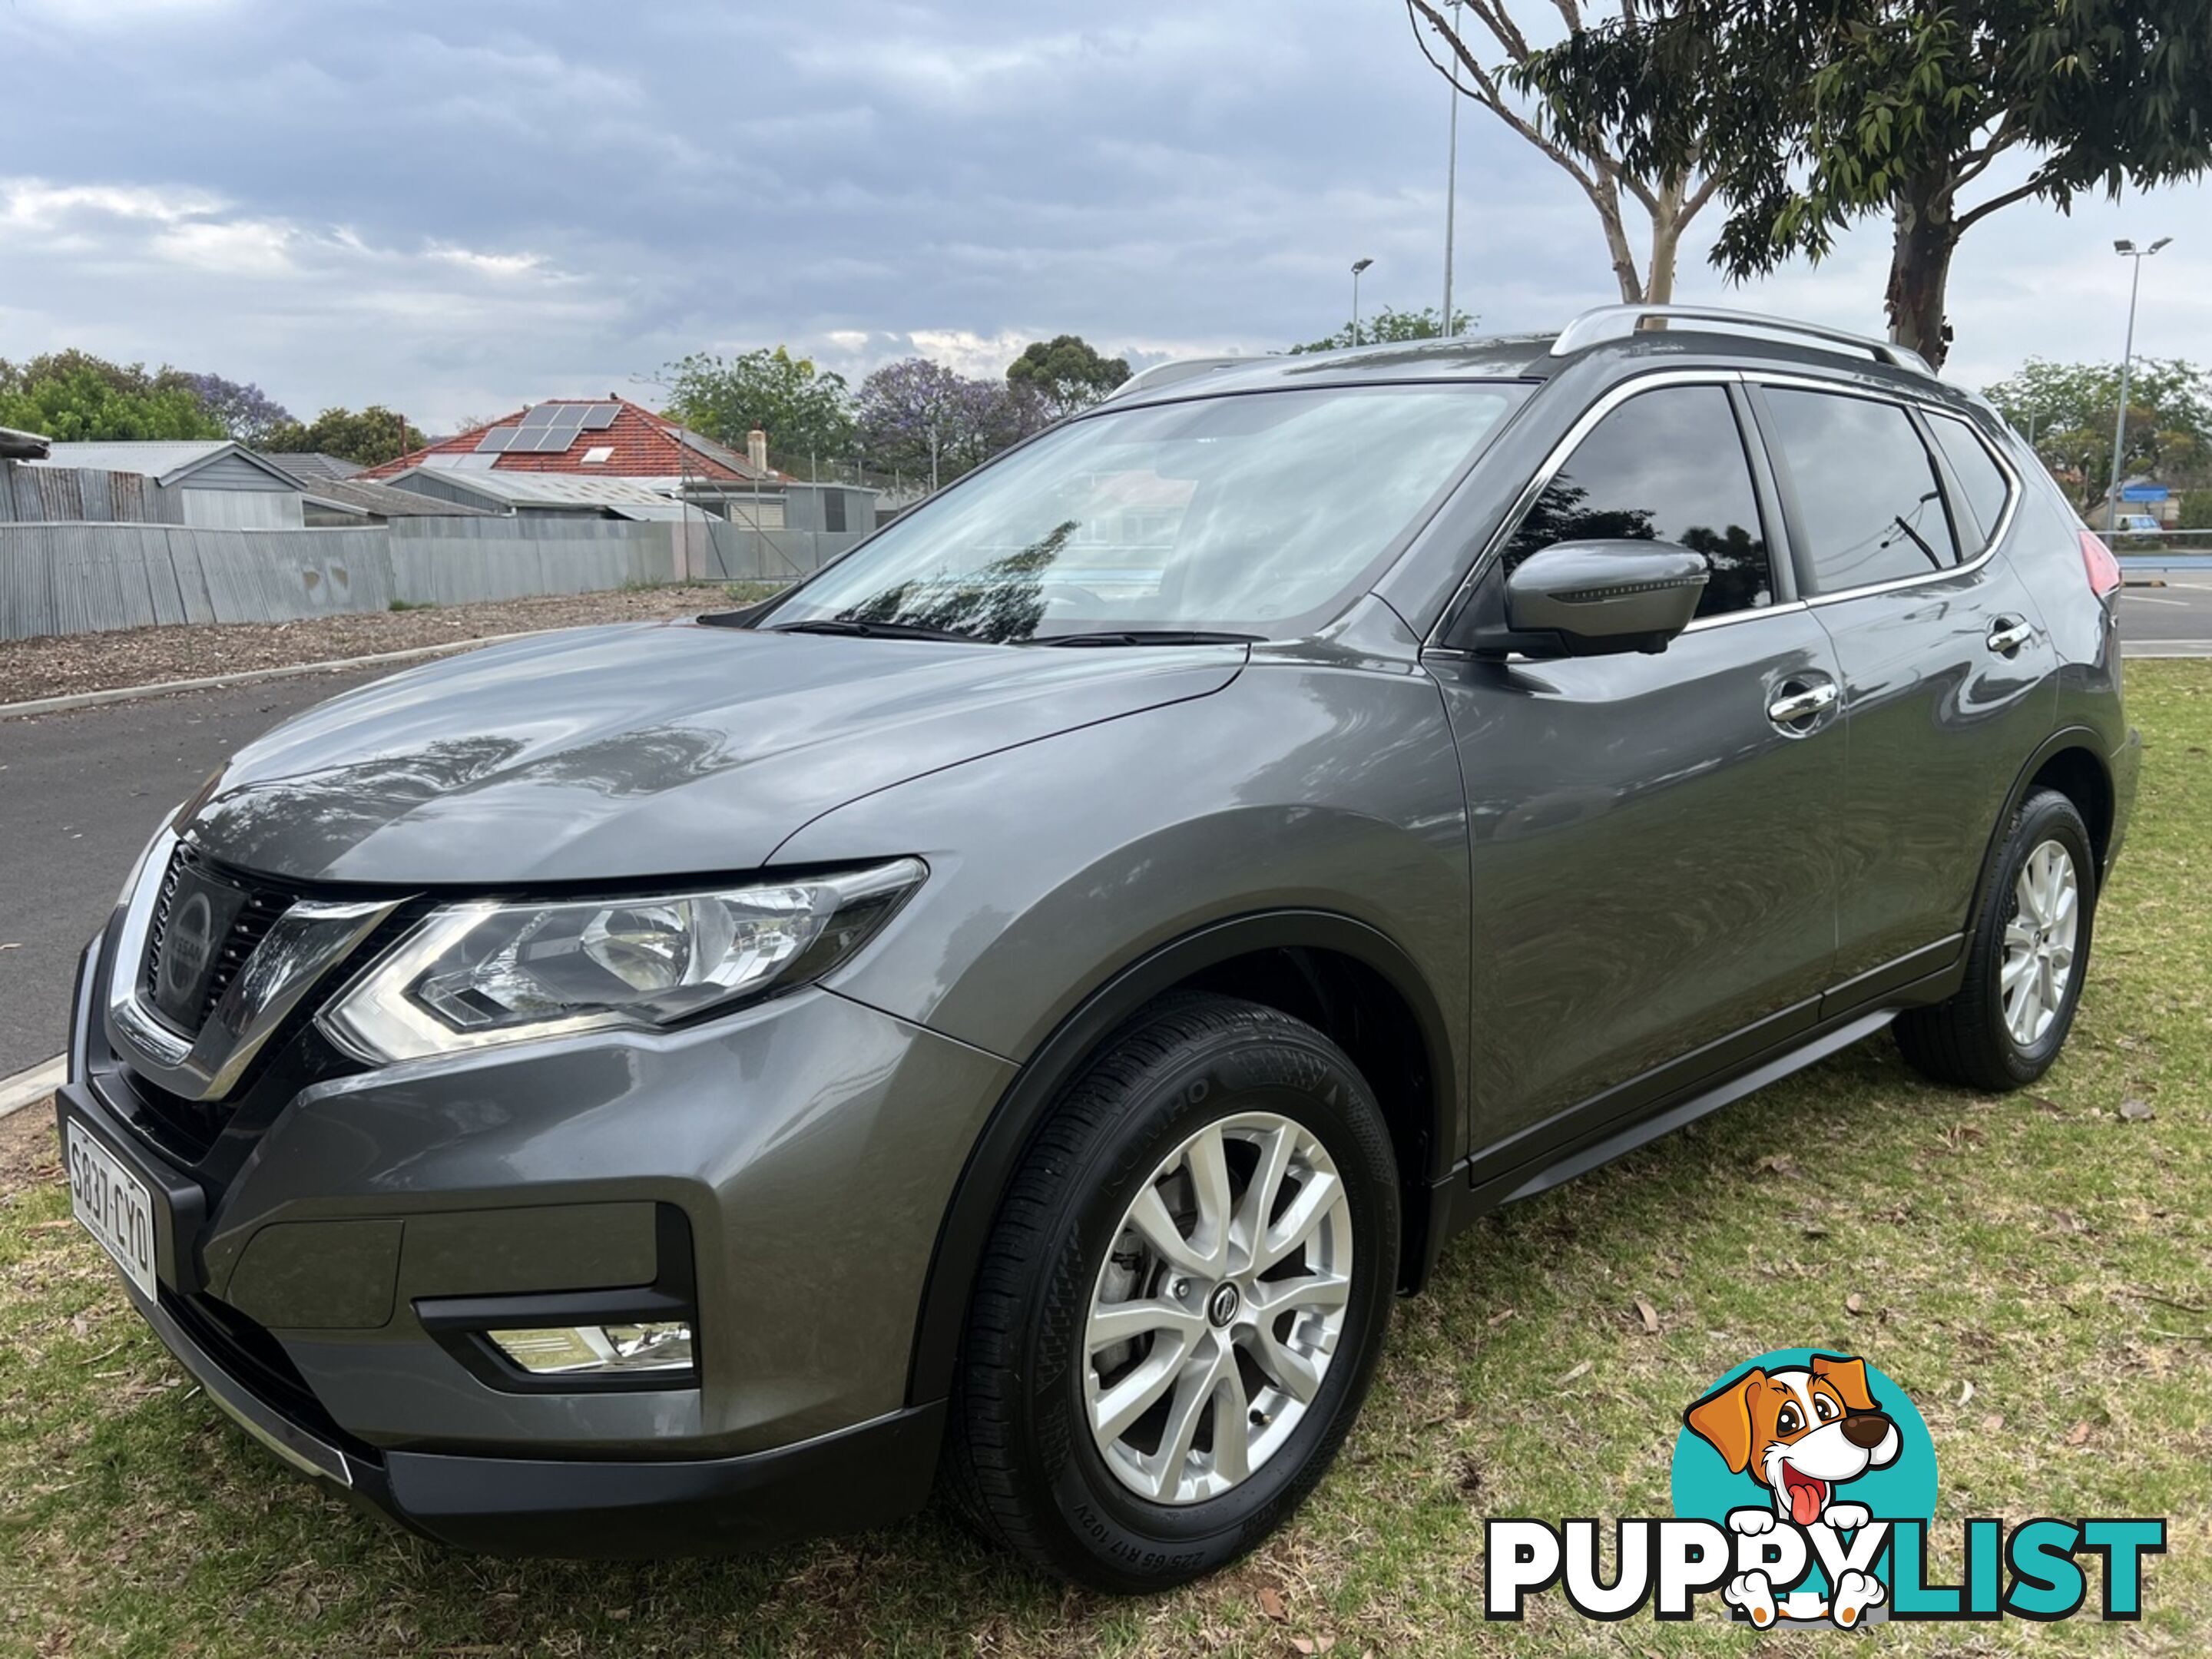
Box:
[1441,0,1462,336]
[1351,257,1373,346]
[2104,237,2170,534]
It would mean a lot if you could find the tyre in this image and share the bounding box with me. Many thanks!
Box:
[1895,787,2096,1091]
[942,993,1400,1591]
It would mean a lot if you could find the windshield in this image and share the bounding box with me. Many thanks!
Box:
[763,383,1525,643]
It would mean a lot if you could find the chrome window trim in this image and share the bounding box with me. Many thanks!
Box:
[1916,402,2025,561]
[1422,368,1744,651]
[104,830,402,1103]
[1422,366,2028,654]
[1745,370,2022,607]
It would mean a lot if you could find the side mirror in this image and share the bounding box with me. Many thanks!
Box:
[1447,539,1709,658]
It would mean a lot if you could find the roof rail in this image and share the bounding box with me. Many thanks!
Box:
[1104,355,1255,403]
[1549,305,1934,376]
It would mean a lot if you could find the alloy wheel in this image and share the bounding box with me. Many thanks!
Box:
[1083,1111,1353,1505]
[2002,838,2080,1047]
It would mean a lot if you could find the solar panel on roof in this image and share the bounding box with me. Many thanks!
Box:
[581,404,618,429]
[475,426,519,453]
[549,406,590,430]
[530,428,575,452]
[514,406,556,429]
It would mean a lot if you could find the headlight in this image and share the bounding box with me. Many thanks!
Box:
[318,859,925,1063]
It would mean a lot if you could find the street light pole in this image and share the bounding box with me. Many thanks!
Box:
[1351,257,1374,346]
[2104,236,2171,534]
[1441,0,1462,336]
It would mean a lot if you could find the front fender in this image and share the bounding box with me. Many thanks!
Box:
[770,653,1473,1406]
[777,654,1470,1094]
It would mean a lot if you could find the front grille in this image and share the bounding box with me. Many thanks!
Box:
[115,1068,230,1163]
[141,846,291,1035]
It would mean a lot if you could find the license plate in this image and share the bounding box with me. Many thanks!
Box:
[67,1121,159,1300]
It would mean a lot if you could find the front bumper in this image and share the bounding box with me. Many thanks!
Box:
[61,908,1014,1553]
[93,1223,942,1555]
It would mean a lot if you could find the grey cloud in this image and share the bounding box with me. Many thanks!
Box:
[0,0,2204,429]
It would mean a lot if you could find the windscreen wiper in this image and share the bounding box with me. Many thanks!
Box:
[766,618,995,644]
[1022,630,1263,647]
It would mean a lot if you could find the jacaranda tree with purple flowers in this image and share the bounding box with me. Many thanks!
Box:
[856,358,1048,488]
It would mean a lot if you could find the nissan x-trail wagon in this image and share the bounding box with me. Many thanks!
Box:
[59,305,2137,1590]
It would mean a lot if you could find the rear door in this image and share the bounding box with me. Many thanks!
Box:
[1747,379,2058,998]
[1429,375,1846,1149]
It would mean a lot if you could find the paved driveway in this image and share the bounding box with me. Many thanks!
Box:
[0,670,386,1077]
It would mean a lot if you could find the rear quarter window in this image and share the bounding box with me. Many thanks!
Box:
[1926,412,2015,553]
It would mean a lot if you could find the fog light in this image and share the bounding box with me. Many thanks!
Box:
[487,1321,694,1376]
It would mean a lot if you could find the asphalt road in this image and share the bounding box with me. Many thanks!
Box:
[2117,574,2212,656]
[0,588,2204,1078]
[0,668,386,1077]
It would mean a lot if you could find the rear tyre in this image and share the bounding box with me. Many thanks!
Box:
[942,993,1399,1591]
[1895,787,2095,1091]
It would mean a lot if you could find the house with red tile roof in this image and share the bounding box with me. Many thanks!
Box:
[363,396,783,485]
[367,396,877,542]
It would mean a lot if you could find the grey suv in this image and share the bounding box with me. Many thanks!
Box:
[58,306,2137,1590]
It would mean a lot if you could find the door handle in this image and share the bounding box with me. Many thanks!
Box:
[1767,680,1839,725]
[1988,618,2034,654]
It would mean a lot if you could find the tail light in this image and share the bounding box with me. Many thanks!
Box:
[2079,530,2121,600]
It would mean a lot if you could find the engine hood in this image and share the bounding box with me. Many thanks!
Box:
[181,620,1246,885]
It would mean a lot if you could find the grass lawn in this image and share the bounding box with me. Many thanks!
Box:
[2,661,2206,1657]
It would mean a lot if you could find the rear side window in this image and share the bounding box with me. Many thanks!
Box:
[1926,412,2013,552]
[1761,388,1959,591]
[1502,384,1773,619]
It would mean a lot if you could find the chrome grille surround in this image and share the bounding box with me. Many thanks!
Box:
[105,830,403,1104]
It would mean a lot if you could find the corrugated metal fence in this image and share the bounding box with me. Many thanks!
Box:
[1,463,182,525]
[0,516,859,641]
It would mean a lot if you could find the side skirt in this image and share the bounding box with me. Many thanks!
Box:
[1411,956,1966,1284]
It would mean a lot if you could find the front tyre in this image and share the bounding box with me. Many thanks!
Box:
[943,994,1399,1590]
[1896,787,2097,1091]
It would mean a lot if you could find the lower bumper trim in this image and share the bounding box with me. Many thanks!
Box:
[383,1402,947,1558]
[135,1250,944,1555]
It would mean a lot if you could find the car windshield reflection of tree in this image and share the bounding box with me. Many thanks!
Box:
[840,519,1079,644]
[1505,475,1766,614]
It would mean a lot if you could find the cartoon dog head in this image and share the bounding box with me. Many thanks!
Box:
[1684,1354,1901,1527]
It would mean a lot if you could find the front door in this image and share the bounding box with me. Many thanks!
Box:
[1429,379,1846,1153]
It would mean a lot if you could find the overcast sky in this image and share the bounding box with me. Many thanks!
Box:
[2,0,2207,432]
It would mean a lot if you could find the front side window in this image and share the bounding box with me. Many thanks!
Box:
[767,384,1525,642]
[1926,411,2013,553]
[1501,384,1773,619]
[1762,388,1960,592]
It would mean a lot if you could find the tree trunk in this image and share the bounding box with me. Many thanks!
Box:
[1886,177,1958,371]
[1588,169,1646,304]
[1644,175,1686,305]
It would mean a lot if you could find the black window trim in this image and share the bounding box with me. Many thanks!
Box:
[1740,371,2022,607]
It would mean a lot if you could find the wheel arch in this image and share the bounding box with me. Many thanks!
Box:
[905,910,1459,1408]
[1969,728,2115,938]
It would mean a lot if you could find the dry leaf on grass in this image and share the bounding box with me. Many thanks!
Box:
[2065,1422,2092,1446]
[1845,1294,1864,1316]
[1634,1298,1660,1335]
[2119,1098,2156,1121]
[1558,1359,1592,1385]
